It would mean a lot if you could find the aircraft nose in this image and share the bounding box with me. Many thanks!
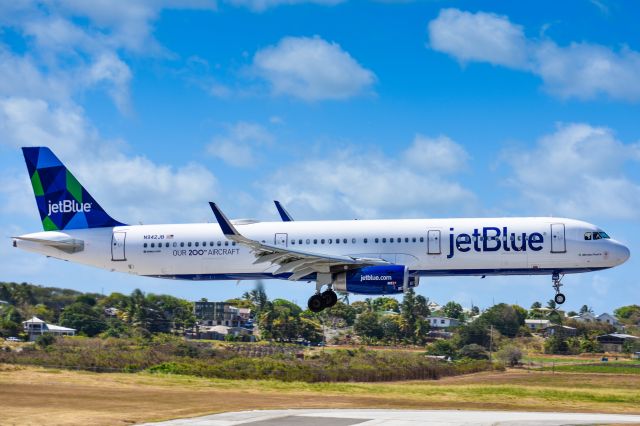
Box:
[614,242,630,265]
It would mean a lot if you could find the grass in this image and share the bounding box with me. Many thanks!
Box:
[540,363,640,374]
[2,363,640,426]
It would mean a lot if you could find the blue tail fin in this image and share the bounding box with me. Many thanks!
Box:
[21,147,126,231]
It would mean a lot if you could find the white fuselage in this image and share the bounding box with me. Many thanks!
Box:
[14,217,630,282]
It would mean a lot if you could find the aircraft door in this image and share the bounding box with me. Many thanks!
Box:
[427,230,441,255]
[111,231,127,261]
[550,223,566,253]
[274,233,288,247]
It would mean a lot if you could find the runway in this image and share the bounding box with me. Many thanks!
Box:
[143,409,640,425]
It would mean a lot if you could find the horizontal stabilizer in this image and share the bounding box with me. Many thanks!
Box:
[12,236,85,254]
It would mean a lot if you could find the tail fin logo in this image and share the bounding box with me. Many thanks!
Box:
[47,200,92,216]
[21,147,125,231]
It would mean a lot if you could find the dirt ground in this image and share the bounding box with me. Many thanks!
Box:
[1,364,639,425]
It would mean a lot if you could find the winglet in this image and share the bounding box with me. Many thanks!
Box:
[209,202,240,236]
[274,200,294,222]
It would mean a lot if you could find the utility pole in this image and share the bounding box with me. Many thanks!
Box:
[489,324,494,362]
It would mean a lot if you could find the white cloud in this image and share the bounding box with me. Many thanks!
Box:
[225,0,343,12]
[0,97,217,224]
[264,135,475,219]
[428,9,529,69]
[503,123,640,220]
[402,135,469,174]
[428,8,640,101]
[0,1,216,114]
[207,122,274,167]
[253,36,376,101]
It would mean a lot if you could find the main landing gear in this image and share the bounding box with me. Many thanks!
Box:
[308,288,338,313]
[552,272,566,305]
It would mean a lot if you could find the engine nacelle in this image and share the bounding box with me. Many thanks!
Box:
[332,265,419,295]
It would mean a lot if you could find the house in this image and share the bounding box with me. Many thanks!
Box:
[596,313,618,326]
[570,312,597,323]
[428,316,460,329]
[427,301,441,312]
[525,319,550,331]
[194,301,247,327]
[22,316,75,341]
[193,325,254,341]
[596,333,640,353]
[541,325,577,338]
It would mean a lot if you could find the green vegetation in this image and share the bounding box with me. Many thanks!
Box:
[540,363,640,374]
[0,335,499,381]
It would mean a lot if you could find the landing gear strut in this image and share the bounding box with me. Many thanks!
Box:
[307,287,338,313]
[552,272,566,305]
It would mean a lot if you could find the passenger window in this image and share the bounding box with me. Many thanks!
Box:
[180,242,185,247]
[375,238,379,243]
[151,243,155,248]
[210,242,214,246]
[166,242,170,247]
[364,238,368,243]
[390,238,394,243]
[188,242,192,247]
[382,238,387,243]
[203,241,207,246]
[217,241,222,246]
[195,242,199,247]
[412,237,416,243]
[306,239,310,244]
[584,232,592,240]
[321,239,325,244]
[329,239,332,244]
[299,239,303,245]
[314,239,318,244]
[173,242,177,247]
[224,241,229,246]
[143,243,148,248]
[344,238,348,244]
[232,242,236,246]
[397,237,401,243]
[335,239,339,244]
[291,240,296,245]
[405,238,409,243]
[419,237,424,243]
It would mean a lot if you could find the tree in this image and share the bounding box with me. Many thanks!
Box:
[354,311,383,340]
[426,339,457,358]
[546,299,557,310]
[400,288,430,344]
[351,301,371,315]
[479,304,526,338]
[60,302,107,337]
[372,297,400,313]
[614,305,640,322]
[579,305,593,315]
[530,301,542,310]
[380,314,402,343]
[458,320,491,347]
[442,301,464,320]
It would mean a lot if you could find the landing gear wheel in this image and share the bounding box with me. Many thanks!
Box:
[308,294,324,313]
[551,272,566,305]
[321,290,338,308]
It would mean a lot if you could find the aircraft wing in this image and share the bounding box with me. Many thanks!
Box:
[209,202,389,281]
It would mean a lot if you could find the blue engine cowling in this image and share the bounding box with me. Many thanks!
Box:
[332,265,419,295]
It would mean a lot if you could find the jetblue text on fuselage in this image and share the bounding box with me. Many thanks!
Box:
[47,200,92,216]
[447,226,543,259]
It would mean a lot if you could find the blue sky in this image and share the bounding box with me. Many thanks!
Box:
[1,0,639,313]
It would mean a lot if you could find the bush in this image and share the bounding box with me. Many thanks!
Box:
[35,333,56,348]
[458,344,489,360]
[497,344,523,366]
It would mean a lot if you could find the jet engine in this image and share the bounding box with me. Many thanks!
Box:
[332,265,419,295]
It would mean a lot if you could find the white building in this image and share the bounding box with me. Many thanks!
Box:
[525,319,550,331]
[597,313,618,326]
[569,312,597,323]
[22,316,76,341]
[428,316,460,329]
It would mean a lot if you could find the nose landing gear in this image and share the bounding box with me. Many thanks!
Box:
[307,286,338,313]
[552,272,566,305]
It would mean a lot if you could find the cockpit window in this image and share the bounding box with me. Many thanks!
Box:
[584,231,610,240]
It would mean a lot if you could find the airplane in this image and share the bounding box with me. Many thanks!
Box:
[12,147,630,312]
